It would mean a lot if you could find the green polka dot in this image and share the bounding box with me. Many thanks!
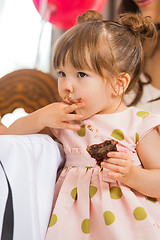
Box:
[135,132,139,143]
[111,129,124,141]
[49,214,57,227]
[110,186,123,199]
[81,219,90,233]
[89,185,97,198]
[147,196,157,203]
[103,211,115,225]
[136,111,150,118]
[71,187,77,200]
[77,124,86,137]
[133,207,147,220]
[86,166,92,171]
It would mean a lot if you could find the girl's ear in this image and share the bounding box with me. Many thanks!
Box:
[114,73,130,95]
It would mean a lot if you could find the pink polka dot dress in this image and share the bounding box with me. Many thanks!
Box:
[45,107,160,240]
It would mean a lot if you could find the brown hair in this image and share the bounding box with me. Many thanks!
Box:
[53,10,157,92]
[119,0,139,14]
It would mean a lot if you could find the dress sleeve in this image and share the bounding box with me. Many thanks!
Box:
[136,113,160,142]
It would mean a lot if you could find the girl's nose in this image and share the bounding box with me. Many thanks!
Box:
[64,79,74,93]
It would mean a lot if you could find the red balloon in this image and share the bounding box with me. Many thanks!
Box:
[33,0,108,30]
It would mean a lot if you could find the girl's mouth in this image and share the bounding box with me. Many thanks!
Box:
[64,95,82,105]
[136,0,155,7]
[63,98,72,105]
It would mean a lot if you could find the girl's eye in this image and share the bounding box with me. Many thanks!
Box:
[57,71,66,78]
[77,72,87,78]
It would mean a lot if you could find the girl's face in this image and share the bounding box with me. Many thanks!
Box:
[57,62,120,119]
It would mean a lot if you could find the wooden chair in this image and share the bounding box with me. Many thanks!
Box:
[0,69,60,117]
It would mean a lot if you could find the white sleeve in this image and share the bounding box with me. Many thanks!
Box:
[0,134,65,240]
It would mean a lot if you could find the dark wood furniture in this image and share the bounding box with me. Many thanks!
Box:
[0,69,60,117]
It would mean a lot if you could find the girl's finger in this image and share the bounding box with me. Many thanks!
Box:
[101,161,123,172]
[101,162,122,172]
[62,113,83,122]
[64,102,85,114]
[107,151,132,160]
[62,122,81,131]
[64,104,78,114]
[107,171,122,179]
[76,102,85,109]
[104,158,127,167]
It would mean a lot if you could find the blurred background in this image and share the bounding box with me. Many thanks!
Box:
[0,0,121,78]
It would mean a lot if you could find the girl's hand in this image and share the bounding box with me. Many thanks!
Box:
[5,102,85,135]
[39,102,84,131]
[101,151,134,184]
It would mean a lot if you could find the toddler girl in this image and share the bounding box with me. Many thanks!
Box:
[5,10,160,240]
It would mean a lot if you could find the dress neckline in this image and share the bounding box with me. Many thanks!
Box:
[88,106,135,120]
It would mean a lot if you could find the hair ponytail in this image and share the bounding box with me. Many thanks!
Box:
[76,10,103,24]
[118,13,157,42]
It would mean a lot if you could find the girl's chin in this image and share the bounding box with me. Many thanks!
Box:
[136,0,155,8]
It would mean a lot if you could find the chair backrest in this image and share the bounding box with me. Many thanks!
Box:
[0,69,60,117]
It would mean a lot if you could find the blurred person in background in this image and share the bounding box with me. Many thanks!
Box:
[119,0,160,113]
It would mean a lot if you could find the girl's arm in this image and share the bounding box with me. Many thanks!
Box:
[0,116,7,134]
[101,128,160,198]
[5,102,83,135]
